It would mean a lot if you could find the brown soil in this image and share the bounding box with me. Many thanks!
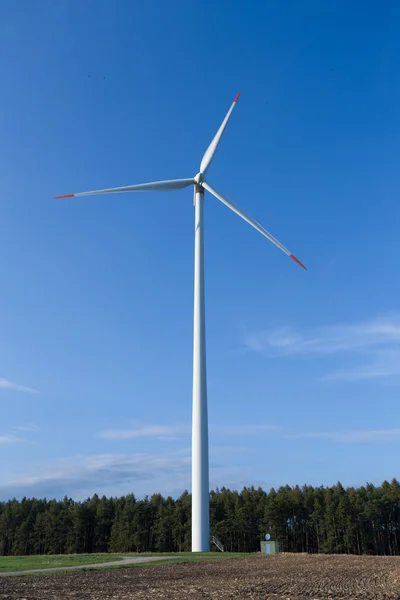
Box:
[1,553,400,599]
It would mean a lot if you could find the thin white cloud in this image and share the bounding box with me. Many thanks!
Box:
[0,426,38,445]
[99,424,190,440]
[325,349,400,382]
[286,428,400,443]
[100,423,282,440]
[244,315,400,382]
[244,315,400,357]
[0,434,24,444]
[0,378,38,394]
[210,445,257,456]
[2,424,399,501]
[13,424,38,433]
[211,424,282,435]
[0,445,274,501]
[0,450,192,500]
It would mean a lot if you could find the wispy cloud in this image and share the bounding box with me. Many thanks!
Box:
[0,450,192,500]
[99,424,190,440]
[100,423,281,441]
[210,445,257,457]
[244,315,400,356]
[0,425,38,445]
[211,424,281,435]
[0,445,275,501]
[0,378,38,394]
[243,314,400,382]
[13,424,38,433]
[286,428,400,443]
[324,349,400,381]
[0,433,23,444]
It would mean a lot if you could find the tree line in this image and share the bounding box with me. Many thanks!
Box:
[0,479,399,556]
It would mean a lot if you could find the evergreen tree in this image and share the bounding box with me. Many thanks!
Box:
[1,480,400,556]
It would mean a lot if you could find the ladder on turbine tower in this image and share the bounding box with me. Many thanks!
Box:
[211,536,225,552]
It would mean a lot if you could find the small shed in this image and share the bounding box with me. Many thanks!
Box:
[260,540,280,555]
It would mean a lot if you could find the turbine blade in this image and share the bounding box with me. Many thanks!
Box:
[54,178,195,199]
[203,182,306,270]
[199,93,240,176]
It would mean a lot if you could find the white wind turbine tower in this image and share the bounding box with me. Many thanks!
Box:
[55,93,306,552]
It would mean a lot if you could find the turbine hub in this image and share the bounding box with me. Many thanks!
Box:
[194,172,204,185]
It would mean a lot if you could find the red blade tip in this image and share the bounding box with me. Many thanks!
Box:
[54,194,74,199]
[234,92,240,103]
[290,254,307,270]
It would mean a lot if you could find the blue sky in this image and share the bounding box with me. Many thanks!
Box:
[1,0,400,501]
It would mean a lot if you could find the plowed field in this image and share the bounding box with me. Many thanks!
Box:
[1,553,400,599]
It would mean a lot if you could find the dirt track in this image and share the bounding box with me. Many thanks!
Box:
[1,553,400,599]
[0,556,176,577]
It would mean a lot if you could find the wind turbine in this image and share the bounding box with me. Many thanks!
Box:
[55,93,306,552]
